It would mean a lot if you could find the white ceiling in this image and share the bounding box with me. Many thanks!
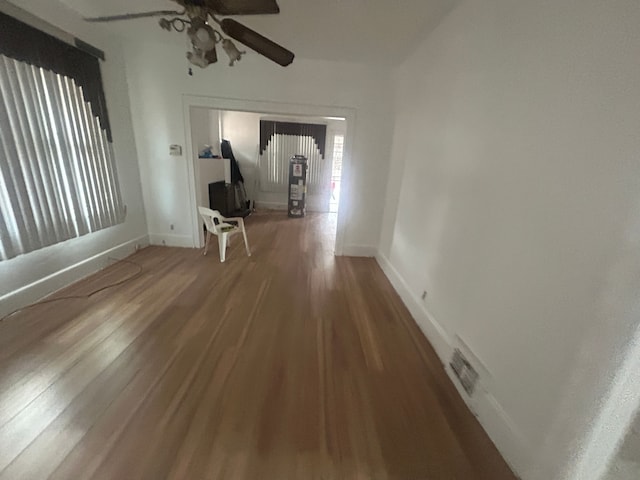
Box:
[58,0,460,65]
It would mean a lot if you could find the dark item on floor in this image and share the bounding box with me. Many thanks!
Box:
[288,155,307,218]
[210,139,251,218]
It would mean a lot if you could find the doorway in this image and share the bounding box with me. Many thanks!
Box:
[183,96,354,255]
[329,133,344,213]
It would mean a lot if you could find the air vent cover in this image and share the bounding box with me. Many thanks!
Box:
[450,348,479,396]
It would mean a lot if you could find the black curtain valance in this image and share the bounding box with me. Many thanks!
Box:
[0,11,112,141]
[260,120,327,159]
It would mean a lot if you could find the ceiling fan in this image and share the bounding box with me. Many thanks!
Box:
[84,0,295,70]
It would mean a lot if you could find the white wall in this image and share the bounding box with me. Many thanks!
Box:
[602,411,640,480]
[0,0,147,318]
[220,110,260,168]
[378,1,640,479]
[190,107,217,158]
[190,107,226,211]
[209,109,221,158]
[219,110,261,205]
[122,36,393,253]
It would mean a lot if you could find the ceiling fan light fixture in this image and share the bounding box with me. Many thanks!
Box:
[187,44,218,68]
[220,18,294,67]
[221,38,245,66]
[195,27,215,51]
[205,44,218,64]
[84,1,295,69]
[186,18,219,69]
[206,0,280,16]
[188,19,216,51]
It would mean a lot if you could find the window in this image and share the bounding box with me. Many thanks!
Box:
[258,120,328,193]
[329,134,344,213]
[0,12,124,261]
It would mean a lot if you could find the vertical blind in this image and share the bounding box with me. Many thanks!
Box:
[0,12,112,141]
[259,121,328,193]
[0,54,125,260]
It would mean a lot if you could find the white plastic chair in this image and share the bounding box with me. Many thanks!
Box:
[198,206,251,262]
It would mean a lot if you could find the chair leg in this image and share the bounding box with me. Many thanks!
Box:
[241,223,251,257]
[218,233,228,262]
[203,231,211,256]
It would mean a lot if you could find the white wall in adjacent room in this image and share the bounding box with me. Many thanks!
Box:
[378,1,640,479]
[190,107,227,211]
[122,36,393,254]
[0,0,148,317]
[190,107,218,158]
[219,110,261,205]
[219,110,261,169]
[209,109,221,158]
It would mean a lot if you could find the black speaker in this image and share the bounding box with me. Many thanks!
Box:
[209,181,251,218]
[208,181,232,217]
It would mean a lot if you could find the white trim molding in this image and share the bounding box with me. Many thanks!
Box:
[342,245,377,258]
[0,235,149,319]
[148,233,194,248]
[375,250,529,478]
[254,201,288,211]
[181,94,356,257]
[375,251,452,361]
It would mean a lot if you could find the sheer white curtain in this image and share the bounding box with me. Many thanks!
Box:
[0,54,125,261]
[259,133,326,193]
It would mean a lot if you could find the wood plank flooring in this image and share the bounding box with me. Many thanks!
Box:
[0,212,516,479]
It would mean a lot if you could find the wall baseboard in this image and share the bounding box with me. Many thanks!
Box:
[254,201,288,211]
[470,384,531,478]
[341,245,377,257]
[375,251,452,361]
[254,201,331,214]
[0,235,149,319]
[375,250,529,479]
[149,233,194,248]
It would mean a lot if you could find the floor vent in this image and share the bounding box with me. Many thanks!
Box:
[450,348,479,396]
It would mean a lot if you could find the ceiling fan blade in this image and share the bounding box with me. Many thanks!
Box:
[204,0,280,15]
[84,11,184,22]
[220,18,294,66]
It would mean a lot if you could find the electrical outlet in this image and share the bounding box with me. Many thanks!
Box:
[162,240,166,245]
[421,290,428,300]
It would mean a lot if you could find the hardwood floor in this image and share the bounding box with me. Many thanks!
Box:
[0,212,516,480]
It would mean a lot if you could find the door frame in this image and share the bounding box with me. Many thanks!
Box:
[182,94,356,255]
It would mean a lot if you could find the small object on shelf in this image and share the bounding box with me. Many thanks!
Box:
[199,145,215,158]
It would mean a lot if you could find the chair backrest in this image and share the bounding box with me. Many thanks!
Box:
[198,206,226,235]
